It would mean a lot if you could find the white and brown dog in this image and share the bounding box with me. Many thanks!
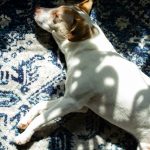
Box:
[14,0,150,149]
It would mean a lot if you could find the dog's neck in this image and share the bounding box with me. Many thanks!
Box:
[52,23,98,48]
[56,24,116,60]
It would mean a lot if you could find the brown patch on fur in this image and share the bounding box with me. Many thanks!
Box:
[67,13,93,42]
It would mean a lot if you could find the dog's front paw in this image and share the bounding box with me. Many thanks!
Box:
[17,118,31,129]
[14,132,32,145]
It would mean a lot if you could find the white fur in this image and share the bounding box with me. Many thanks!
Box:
[14,6,150,149]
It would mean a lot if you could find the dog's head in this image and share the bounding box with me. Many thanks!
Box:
[34,0,96,42]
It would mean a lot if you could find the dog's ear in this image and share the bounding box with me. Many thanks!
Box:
[76,0,94,14]
[67,15,92,42]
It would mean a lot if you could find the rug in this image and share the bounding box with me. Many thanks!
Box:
[0,0,149,149]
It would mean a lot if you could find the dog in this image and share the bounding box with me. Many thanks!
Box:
[14,0,150,149]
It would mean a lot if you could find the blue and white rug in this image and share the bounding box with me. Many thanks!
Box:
[0,0,149,149]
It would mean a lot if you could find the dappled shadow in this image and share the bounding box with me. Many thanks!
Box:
[130,86,150,142]
[132,87,150,117]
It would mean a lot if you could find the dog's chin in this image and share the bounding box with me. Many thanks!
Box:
[35,22,52,33]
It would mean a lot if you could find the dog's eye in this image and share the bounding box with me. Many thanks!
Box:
[53,12,58,18]
[52,11,62,24]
